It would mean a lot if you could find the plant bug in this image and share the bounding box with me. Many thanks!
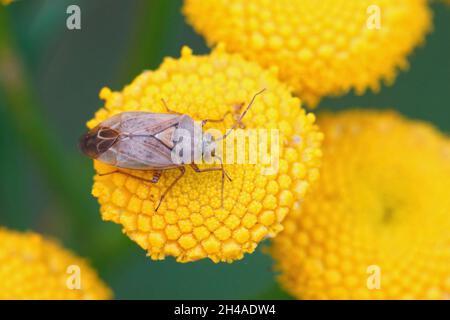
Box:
[79,89,265,211]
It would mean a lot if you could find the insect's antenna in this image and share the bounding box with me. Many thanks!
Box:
[237,88,266,125]
[219,88,266,141]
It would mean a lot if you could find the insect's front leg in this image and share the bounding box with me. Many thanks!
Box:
[201,102,246,130]
[201,111,232,127]
[161,98,182,115]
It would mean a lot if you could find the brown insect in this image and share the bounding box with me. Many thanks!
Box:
[79,89,265,211]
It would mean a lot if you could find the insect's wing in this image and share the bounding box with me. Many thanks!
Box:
[118,112,181,136]
[100,112,191,170]
[115,135,179,170]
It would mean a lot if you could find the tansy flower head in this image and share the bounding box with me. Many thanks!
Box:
[271,110,450,299]
[87,46,322,263]
[0,228,112,299]
[183,0,432,107]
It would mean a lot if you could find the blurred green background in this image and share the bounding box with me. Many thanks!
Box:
[0,0,448,299]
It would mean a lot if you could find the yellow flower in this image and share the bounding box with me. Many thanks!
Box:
[271,110,450,299]
[1,0,13,5]
[87,46,322,263]
[183,0,432,107]
[0,228,112,299]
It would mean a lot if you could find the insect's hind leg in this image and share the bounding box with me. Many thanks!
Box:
[155,167,186,212]
[98,169,163,209]
[98,168,184,212]
[98,169,162,183]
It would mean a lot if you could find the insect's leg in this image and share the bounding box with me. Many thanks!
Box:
[231,103,245,129]
[190,163,232,181]
[201,111,232,127]
[98,169,163,184]
[190,160,231,207]
[155,166,186,212]
[97,170,119,177]
[149,170,162,183]
[161,98,182,115]
[219,88,266,140]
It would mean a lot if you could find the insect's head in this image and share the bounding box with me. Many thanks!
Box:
[79,126,120,159]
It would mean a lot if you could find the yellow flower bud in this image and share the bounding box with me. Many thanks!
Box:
[271,110,450,299]
[87,46,322,263]
[0,228,112,299]
[183,0,432,106]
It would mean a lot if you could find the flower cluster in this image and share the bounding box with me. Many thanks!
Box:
[3,0,448,301]
[88,46,322,263]
[0,228,111,299]
[183,0,432,106]
[271,110,450,299]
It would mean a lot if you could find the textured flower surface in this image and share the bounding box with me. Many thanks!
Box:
[0,228,112,299]
[271,110,450,299]
[87,46,322,263]
[183,0,432,107]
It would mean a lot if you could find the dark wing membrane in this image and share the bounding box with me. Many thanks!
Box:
[118,112,180,136]
[115,136,179,170]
